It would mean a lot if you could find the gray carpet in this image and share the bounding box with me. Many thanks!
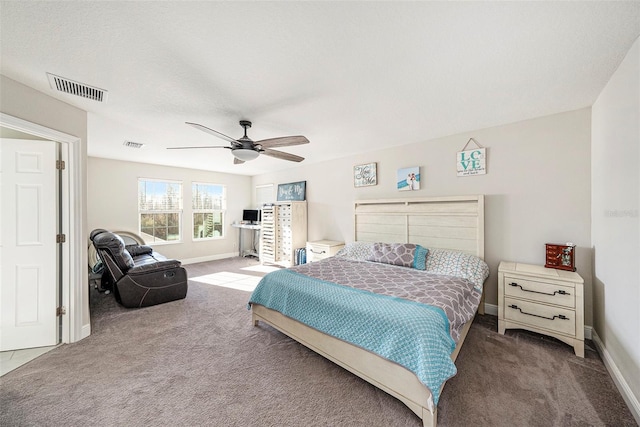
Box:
[1,257,636,426]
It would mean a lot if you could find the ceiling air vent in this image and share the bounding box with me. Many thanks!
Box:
[46,72,108,103]
[123,141,145,149]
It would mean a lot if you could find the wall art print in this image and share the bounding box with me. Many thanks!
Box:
[277,180,306,201]
[397,166,420,191]
[354,162,377,187]
[457,138,487,177]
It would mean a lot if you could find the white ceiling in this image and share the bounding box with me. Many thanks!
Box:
[1,1,639,176]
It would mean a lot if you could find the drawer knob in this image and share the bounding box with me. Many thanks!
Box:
[508,304,570,321]
[509,282,570,297]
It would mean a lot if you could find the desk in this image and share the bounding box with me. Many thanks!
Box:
[232,223,261,258]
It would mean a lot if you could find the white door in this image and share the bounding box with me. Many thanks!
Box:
[0,138,58,351]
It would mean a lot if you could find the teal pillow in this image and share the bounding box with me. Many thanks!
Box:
[412,245,429,270]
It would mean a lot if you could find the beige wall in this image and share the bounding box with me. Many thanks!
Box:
[592,36,640,414]
[0,74,90,332]
[88,157,253,262]
[253,108,593,325]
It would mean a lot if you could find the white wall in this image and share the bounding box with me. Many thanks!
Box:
[253,108,593,324]
[0,74,91,332]
[88,157,253,262]
[592,36,640,416]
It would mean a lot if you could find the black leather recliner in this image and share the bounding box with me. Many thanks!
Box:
[90,229,188,308]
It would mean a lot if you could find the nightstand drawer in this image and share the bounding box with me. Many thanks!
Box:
[504,297,576,336]
[503,276,575,309]
[306,240,345,262]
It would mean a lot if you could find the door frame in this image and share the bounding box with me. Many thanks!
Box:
[1,112,86,344]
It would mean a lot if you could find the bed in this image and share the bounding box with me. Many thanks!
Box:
[249,195,487,427]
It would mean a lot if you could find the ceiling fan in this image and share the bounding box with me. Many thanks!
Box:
[168,120,309,164]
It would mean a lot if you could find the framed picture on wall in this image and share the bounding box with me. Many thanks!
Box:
[457,138,487,177]
[277,180,306,201]
[354,162,377,187]
[397,166,420,191]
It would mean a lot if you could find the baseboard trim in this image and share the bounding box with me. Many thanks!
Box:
[181,252,239,265]
[81,323,91,340]
[592,329,640,425]
[483,302,498,316]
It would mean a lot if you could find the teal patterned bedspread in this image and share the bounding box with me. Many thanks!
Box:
[248,269,457,404]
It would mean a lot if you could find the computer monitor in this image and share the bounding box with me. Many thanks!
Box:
[242,209,260,224]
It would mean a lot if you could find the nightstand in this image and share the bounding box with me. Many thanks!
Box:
[306,240,345,262]
[498,261,585,357]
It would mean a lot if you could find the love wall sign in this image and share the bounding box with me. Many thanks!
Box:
[456,138,487,177]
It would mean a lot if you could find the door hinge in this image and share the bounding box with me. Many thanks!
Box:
[56,306,66,316]
[56,234,66,243]
[56,160,66,170]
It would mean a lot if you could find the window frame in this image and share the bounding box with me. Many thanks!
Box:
[138,178,183,245]
[255,183,275,209]
[191,181,227,241]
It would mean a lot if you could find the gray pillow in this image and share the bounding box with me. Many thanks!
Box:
[367,243,417,268]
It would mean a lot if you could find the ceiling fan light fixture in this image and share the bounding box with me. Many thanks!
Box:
[232,148,260,162]
[177,120,309,163]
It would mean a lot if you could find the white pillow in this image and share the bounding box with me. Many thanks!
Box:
[334,241,374,261]
[425,249,489,291]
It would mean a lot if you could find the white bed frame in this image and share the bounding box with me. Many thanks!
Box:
[252,195,485,427]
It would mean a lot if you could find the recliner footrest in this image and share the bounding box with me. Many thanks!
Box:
[115,267,188,308]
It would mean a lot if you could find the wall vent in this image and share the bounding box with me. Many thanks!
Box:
[123,141,145,149]
[46,72,108,102]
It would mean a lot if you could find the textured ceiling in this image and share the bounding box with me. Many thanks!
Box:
[1,1,639,176]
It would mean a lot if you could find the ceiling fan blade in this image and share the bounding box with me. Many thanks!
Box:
[261,148,305,162]
[185,122,239,145]
[166,145,230,150]
[233,157,245,165]
[256,135,309,148]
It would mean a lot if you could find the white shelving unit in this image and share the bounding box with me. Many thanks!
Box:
[260,201,307,267]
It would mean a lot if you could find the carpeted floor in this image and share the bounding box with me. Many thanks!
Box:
[0,257,636,426]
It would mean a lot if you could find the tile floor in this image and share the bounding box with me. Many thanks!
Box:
[0,345,59,377]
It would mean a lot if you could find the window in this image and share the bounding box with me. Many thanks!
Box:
[138,179,182,243]
[192,182,226,240]
[255,183,274,209]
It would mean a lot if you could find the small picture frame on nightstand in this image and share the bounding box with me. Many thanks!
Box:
[545,243,576,271]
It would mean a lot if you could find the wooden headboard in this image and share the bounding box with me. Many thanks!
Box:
[354,195,485,259]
